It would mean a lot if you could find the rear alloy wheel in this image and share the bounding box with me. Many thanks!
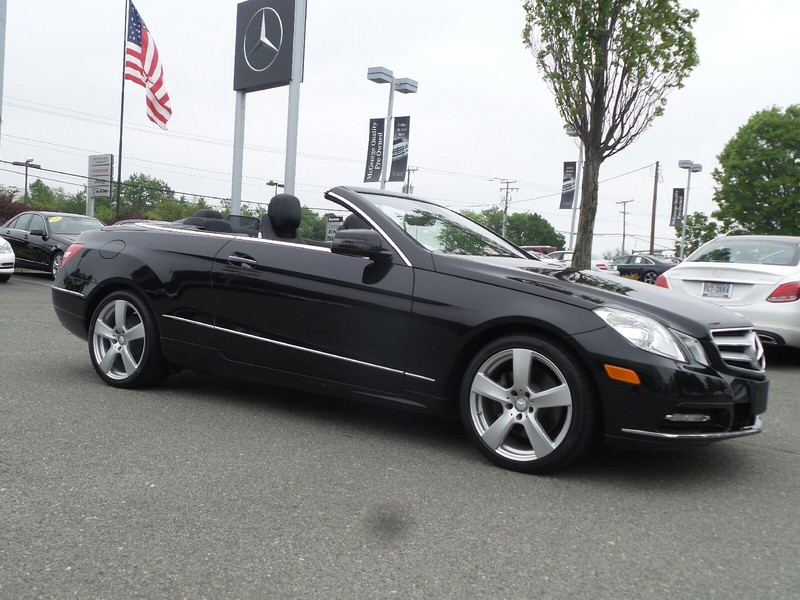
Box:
[88,290,169,388]
[642,271,658,285]
[460,335,597,474]
[50,251,63,279]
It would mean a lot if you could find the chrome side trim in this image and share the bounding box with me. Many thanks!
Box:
[162,314,435,383]
[621,416,762,441]
[326,192,413,267]
[51,285,85,298]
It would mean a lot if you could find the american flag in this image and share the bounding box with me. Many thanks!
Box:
[125,1,172,129]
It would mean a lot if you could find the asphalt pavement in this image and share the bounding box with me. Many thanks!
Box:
[1,272,799,599]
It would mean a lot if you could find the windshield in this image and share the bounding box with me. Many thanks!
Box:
[360,193,525,258]
[688,238,800,266]
[48,215,104,235]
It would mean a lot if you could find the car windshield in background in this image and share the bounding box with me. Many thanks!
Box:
[362,193,525,258]
[689,238,800,266]
[49,216,104,235]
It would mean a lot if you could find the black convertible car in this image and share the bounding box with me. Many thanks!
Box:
[51,187,768,473]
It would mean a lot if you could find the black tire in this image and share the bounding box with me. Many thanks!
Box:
[88,290,170,389]
[460,335,597,474]
[642,271,658,285]
[0,274,10,283]
[50,251,63,280]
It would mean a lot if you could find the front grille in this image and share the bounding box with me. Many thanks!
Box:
[710,327,766,373]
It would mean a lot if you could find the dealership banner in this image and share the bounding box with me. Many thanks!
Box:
[363,118,385,183]
[388,116,411,182]
[670,188,685,226]
[560,161,577,209]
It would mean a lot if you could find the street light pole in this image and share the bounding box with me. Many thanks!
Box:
[678,160,702,258]
[367,67,418,190]
[267,179,284,197]
[12,157,41,201]
[565,126,583,251]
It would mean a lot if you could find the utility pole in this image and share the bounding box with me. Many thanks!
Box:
[649,161,659,254]
[403,167,418,194]
[500,179,518,238]
[616,199,633,255]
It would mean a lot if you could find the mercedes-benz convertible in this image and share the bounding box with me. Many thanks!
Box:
[51,187,768,473]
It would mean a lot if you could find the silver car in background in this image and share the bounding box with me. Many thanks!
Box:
[656,235,800,348]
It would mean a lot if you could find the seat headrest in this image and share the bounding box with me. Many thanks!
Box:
[343,214,370,230]
[268,194,302,235]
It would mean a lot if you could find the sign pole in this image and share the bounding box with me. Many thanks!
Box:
[283,0,306,196]
[230,91,247,215]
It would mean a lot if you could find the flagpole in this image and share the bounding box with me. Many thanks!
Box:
[115,0,130,214]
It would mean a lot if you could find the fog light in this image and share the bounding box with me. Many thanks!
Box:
[666,413,711,423]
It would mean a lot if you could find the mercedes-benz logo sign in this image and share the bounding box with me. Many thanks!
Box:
[243,7,283,72]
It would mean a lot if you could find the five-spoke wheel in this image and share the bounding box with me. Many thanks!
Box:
[643,271,658,285]
[461,335,596,473]
[89,291,169,388]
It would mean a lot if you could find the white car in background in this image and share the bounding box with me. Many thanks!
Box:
[656,235,800,348]
[0,237,14,282]
[546,250,618,273]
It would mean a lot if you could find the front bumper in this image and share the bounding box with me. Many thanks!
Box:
[572,327,768,450]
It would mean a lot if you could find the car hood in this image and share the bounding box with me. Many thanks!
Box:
[436,255,754,338]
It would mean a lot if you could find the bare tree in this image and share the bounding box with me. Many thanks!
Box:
[523,0,699,269]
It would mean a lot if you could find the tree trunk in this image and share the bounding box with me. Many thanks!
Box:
[572,145,602,270]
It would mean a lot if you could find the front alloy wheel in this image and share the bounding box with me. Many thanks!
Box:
[461,335,597,474]
[89,291,169,388]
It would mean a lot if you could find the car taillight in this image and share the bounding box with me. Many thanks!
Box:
[61,243,84,269]
[767,281,800,303]
[595,263,608,270]
[655,274,669,289]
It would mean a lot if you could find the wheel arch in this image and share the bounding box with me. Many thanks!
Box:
[442,320,606,427]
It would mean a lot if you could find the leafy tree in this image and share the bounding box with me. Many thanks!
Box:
[522,0,699,269]
[711,105,800,235]
[675,211,719,256]
[120,173,174,215]
[299,207,328,241]
[462,207,565,249]
[28,180,56,208]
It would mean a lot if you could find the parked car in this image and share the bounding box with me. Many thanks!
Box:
[656,235,800,348]
[0,237,15,282]
[1,211,105,278]
[521,249,560,264]
[615,254,676,284]
[521,245,557,255]
[52,187,767,474]
[546,250,618,273]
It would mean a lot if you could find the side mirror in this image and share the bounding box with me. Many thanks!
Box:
[331,229,392,262]
[30,228,47,240]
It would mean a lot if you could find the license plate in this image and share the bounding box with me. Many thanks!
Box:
[702,281,732,298]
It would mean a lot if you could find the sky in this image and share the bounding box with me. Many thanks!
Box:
[1,0,799,255]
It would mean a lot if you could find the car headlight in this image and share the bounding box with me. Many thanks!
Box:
[673,330,710,367]
[594,307,686,362]
[0,239,12,253]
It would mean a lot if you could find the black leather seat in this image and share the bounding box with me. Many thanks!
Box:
[261,194,303,242]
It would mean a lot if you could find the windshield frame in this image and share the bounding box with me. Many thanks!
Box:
[357,192,528,259]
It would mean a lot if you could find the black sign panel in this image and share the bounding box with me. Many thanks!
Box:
[388,116,411,182]
[234,0,301,92]
[670,188,685,226]
[363,118,385,183]
[560,161,577,209]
